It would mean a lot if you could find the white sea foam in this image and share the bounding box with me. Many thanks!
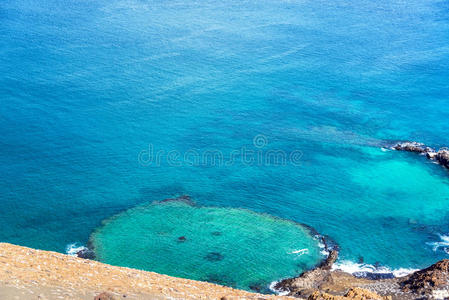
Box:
[270,258,417,295]
[65,243,87,256]
[315,236,330,256]
[332,260,417,277]
[268,280,289,296]
[289,248,309,256]
[427,234,449,253]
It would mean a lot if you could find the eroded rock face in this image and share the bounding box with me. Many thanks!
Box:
[399,259,449,294]
[274,250,339,298]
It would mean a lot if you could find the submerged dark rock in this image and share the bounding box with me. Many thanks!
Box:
[249,281,273,295]
[160,195,196,206]
[248,281,272,294]
[205,252,224,262]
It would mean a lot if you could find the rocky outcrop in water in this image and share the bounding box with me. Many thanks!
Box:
[393,142,431,153]
[433,150,449,168]
[274,248,393,299]
[274,250,341,298]
[392,142,449,169]
[76,247,96,260]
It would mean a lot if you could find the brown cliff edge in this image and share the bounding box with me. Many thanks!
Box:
[0,243,289,300]
[1,243,448,300]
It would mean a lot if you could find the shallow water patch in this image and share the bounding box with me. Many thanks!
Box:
[90,200,323,291]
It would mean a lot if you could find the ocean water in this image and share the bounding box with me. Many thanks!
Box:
[1,0,449,291]
[91,200,323,290]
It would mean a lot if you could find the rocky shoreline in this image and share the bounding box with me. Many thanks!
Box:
[268,140,449,299]
[274,249,449,300]
[3,189,449,299]
[390,141,449,170]
[1,242,449,299]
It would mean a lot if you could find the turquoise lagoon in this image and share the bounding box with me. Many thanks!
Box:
[1,0,449,291]
[91,200,323,290]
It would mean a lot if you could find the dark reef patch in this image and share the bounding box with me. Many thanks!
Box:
[90,195,325,292]
[248,281,272,294]
[159,195,196,206]
[205,252,224,262]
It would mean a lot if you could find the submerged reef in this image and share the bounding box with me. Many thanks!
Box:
[89,196,324,291]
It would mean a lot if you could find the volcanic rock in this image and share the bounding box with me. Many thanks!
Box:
[399,259,449,294]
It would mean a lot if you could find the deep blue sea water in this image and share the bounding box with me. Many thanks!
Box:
[1,0,449,288]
